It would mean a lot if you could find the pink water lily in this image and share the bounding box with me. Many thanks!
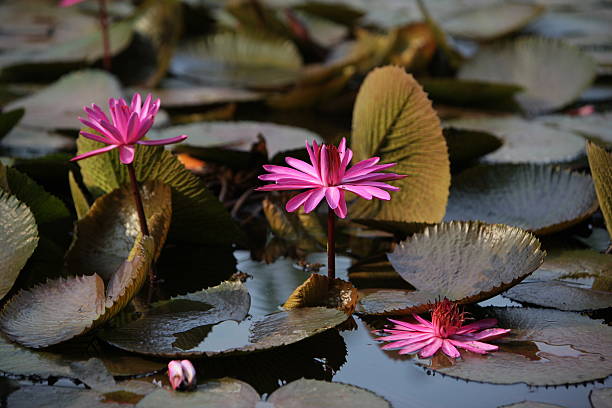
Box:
[168,360,196,391]
[256,138,405,218]
[71,93,187,165]
[375,299,510,359]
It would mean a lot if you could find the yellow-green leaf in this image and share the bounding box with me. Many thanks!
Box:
[587,141,612,243]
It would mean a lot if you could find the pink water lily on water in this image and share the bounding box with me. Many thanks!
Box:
[375,299,510,359]
[256,138,405,218]
[71,93,187,164]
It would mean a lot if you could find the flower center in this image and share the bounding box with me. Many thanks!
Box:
[431,299,465,338]
[324,145,341,186]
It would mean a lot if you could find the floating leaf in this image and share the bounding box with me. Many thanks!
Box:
[504,281,612,312]
[350,66,450,223]
[358,222,544,315]
[421,78,521,110]
[0,236,153,348]
[65,181,171,281]
[531,248,611,282]
[4,70,123,130]
[444,164,598,234]
[590,388,612,408]
[149,121,322,159]
[352,219,431,240]
[443,127,503,167]
[458,37,597,113]
[171,31,302,90]
[587,141,612,242]
[0,191,38,300]
[69,170,90,220]
[441,3,544,41]
[445,116,585,164]
[132,85,262,108]
[0,108,24,140]
[0,127,75,157]
[426,308,612,386]
[283,274,358,315]
[538,112,612,147]
[76,137,243,245]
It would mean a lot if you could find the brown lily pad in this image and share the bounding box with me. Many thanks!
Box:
[426,307,612,386]
[283,273,358,315]
[444,164,599,235]
[359,222,544,315]
[587,141,612,242]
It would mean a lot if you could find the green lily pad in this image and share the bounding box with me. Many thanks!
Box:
[426,308,612,386]
[100,279,347,357]
[421,78,521,109]
[590,388,612,408]
[443,127,503,167]
[171,31,302,90]
[458,37,597,113]
[587,142,612,242]
[149,121,322,159]
[444,164,598,234]
[504,281,612,312]
[76,137,243,245]
[350,65,450,223]
[65,181,171,281]
[4,70,123,130]
[0,108,24,140]
[359,222,544,315]
[0,235,154,348]
[445,117,585,164]
[0,191,38,300]
[441,3,544,41]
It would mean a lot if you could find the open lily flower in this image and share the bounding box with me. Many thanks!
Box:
[375,299,510,359]
[256,138,406,218]
[168,360,197,391]
[71,93,187,164]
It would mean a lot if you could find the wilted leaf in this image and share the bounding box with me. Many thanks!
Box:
[76,137,243,245]
[458,37,597,113]
[445,116,585,164]
[359,222,544,315]
[0,191,38,300]
[587,141,612,242]
[0,108,24,140]
[427,308,612,386]
[4,70,122,130]
[171,31,303,90]
[350,66,450,223]
[444,164,598,234]
[69,170,90,220]
[283,273,358,315]
[441,3,544,41]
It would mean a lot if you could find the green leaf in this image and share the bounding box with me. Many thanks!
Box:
[350,66,450,223]
[4,70,123,130]
[76,137,243,245]
[65,181,172,281]
[0,191,38,300]
[458,37,597,114]
[171,31,303,90]
[69,170,91,220]
[587,141,612,242]
[0,108,24,140]
[420,78,521,110]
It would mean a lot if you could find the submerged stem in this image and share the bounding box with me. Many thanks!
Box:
[98,0,111,71]
[327,208,336,280]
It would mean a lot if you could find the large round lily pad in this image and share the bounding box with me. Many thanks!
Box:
[101,279,347,357]
[425,308,612,386]
[458,37,597,113]
[445,117,585,164]
[504,281,612,312]
[149,121,322,159]
[444,164,598,235]
[0,191,38,300]
[350,66,450,223]
[361,222,544,315]
[538,112,612,147]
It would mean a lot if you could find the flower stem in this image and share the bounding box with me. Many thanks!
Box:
[127,163,150,237]
[98,0,111,71]
[327,208,336,280]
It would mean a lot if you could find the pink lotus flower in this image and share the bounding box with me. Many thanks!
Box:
[256,138,405,218]
[375,299,510,359]
[71,93,187,165]
[59,0,86,6]
[167,360,196,391]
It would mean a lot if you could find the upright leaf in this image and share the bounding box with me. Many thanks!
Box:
[351,66,450,222]
[587,141,612,242]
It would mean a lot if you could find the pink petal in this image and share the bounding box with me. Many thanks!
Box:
[130,93,142,113]
[137,135,188,146]
[79,131,113,145]
[286,157,320,180]
[338,137,346,153]
[382,335,434,350]
[399,338,436,355]
[305,140,318,169]
[303,188,325,213]
[452,328,510,342]
[79,118,118,143]
[419,337,443,358]
[413,314,434,328]
[286,190,316,212]
[70,144,118,161]
[449,339,499,354]
[325,187,340,209]
[344,157,380,178]
[59,0,86,6]
[119,145,136,164]
[340,185,373,200]
[379,332,433,342]
[441,340,461,358]
[319,146,329,183]
[353,186,390,200]
[455,318,499,334]
[333,190,347,218]
[346,173,405,183]
[388,318,433,333]
[256,183,322,191]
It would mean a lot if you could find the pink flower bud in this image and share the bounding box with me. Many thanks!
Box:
[167,360,197,391]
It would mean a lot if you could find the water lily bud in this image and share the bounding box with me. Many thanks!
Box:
[167,360,197,391]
